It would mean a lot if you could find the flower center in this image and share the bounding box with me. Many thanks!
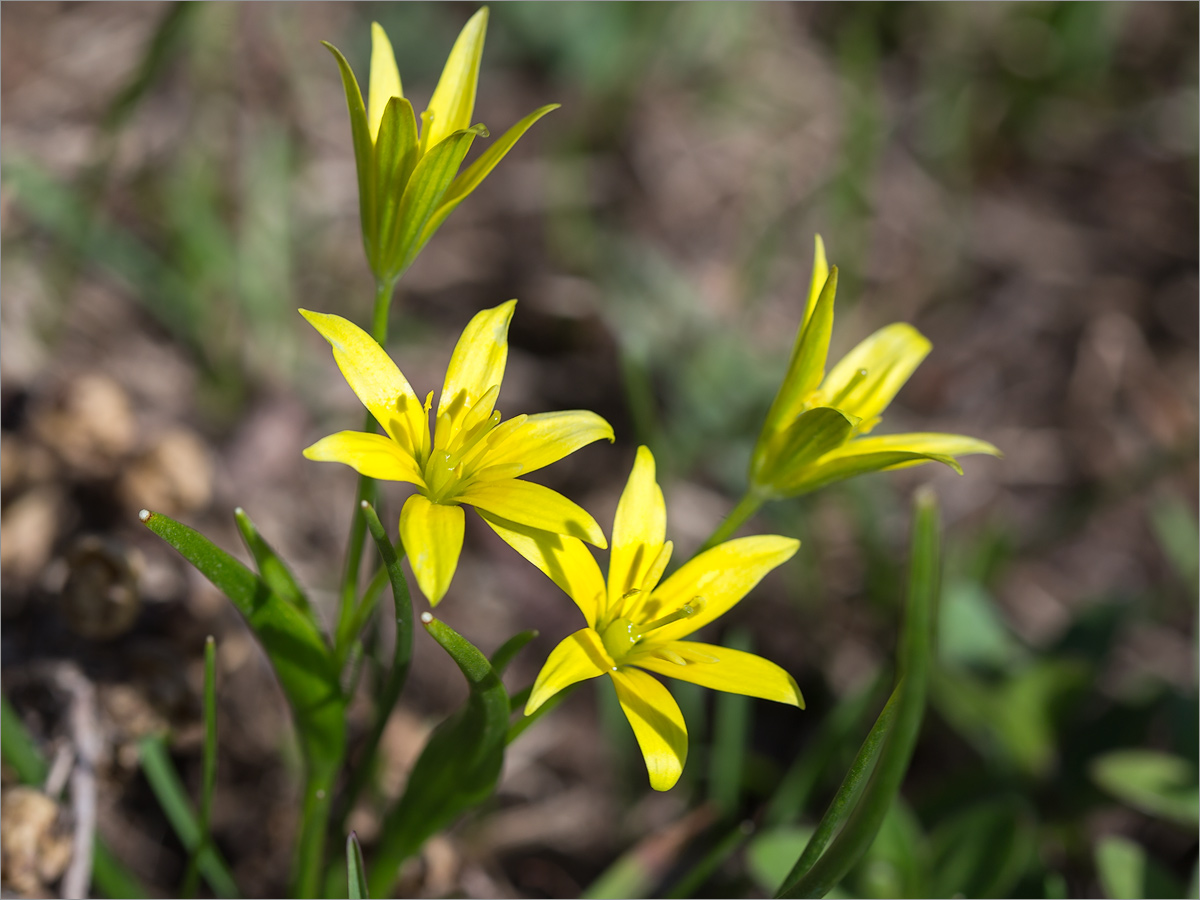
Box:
[599,601,700,664]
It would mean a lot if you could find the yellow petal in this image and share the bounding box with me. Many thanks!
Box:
[368,23,403,142]
[634,641,804,708]
[525,628,611,715]
[302,431,424,486]
[458,479,606,548]
[398,494,465,605]
[476,410,614,475]
[477,512,606,627]
[421,6,488,152]
[608,446,667,607]
[609,667,687,792]
[801,234,829,332]
[435,300,515,449]
[822,432,1001,461]
[299,309,427,456]
[820,323,931,425]
[646,535,799,644]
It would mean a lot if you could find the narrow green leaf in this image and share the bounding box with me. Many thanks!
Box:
[668,821,755,899]
[234,507,315,622]
[383,127,480,279]
[369,615,509,898]
[139,735,240,899]
[415,103,560,255]
[776,488,940,898]
[322,41,378,267]
[780,448,962,497]
[347,832,368,900]
[337,502,414,828]
[490,629,539,677]
[373,95,420,269]
[181,636,220,898]
[92,842,149,900]
[928,796,1036,898]
[1091,749,1200,828]
[508,681,580,744]
[710,629,753,817]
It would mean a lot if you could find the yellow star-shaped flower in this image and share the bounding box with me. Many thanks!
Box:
[487,446,802,791]
[301,300,612,604]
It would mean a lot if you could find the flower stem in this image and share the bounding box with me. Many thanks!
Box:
[696,491,766,554]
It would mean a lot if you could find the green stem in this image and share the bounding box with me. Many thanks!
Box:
[697,491,766,554]
[293,761,338,899]
[507,682,580,744]
[333,277,397,666]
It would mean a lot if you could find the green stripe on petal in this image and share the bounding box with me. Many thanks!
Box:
[525,628,610,715]
[820,323,931,425]
[368,23,403,142]
[436,300,515,448]
[801,234,829,332]
[634,641,804,708]
[299,310,427,455]
[477,410,614,476]
[648,535,799,644]
[421,7,488,153]
[399,494,465,605]
[824,432,1002,460]
[458,478,606,548]
[303,431,424,487]
[608,446,667,605]
[609,667,688,792]
[477,512,606,627]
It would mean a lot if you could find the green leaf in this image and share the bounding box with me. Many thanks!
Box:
[347,832,368,900]
[1091,750,1200,828]
[749,827,816,896]
[181,636,220,899]
[373,95,420,271]
[234,507,316,624]
[139,735,240,899]
[140,510,346,899]
[781,449,960,497]
[1095,835,1185,900]
[928,796,1036,898]
[368,615,509,898]
[776,488,940,899]
[848,798,927,899]
[383,127,481,280]
[709,628,753,817]
[490,629,539,677]
[415,103,560,253]
[322,41,378,268]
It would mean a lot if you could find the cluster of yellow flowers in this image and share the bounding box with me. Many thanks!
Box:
[311,10,999,792]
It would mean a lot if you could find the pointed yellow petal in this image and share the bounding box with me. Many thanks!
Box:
[646,535,799,644]
[422,6,488,152]
[322,42,376,262]
[435,300,515,449]
[525,628,611,715]
[608,446,667,607]
[634,641,804,707]
[478,511,606,626]
[609,667,687,792]
[368,23,403,142]
[801,234,829,332]
[302,431,424,486]
[476,410,614,475]
[299,309,427,456]
[458,479,606,548]
[398,494,465,605]
[820,323,931,425]
[778,432,1002,497]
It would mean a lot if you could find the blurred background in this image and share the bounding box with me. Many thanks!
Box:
[1,3,1196,898]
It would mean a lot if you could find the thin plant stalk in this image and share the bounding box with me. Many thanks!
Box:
[697,491,766,553]
[181,636,218,898]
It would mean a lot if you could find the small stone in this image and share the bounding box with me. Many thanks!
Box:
[0,786,74,895]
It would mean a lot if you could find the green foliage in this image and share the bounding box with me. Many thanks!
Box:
[1091,750,1200,829]
[346,833,368,900]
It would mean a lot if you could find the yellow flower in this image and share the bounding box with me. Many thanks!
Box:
[487,446,802,791]
[324,8,558,284]
[750,236,1000,498]
[300,300,612,604]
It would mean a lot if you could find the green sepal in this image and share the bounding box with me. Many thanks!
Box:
[374,95,420,274]
[234,507,316,627]
[139,511,345,769]
[778,449,961,497]
[322,41,377,269]
[414,103,560,256]
[347,832,369,900]
[381,126,483,281]
[752,406,857,495]
[368,615,509,898]
[757,266,839,449]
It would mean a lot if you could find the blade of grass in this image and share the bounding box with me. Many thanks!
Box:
[347,832,368,900]
[666,820,755,899]
[709,628,753,817]
[139,734,240,898]
[776,487,940,899]
[235,508,316,625]
[181,636,219,898]
[490,629,539,677]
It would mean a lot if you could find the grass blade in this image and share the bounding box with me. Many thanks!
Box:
[139,735,240,898]
[347,832,368,900]
[776,487,940,899]
[181,636,219,897]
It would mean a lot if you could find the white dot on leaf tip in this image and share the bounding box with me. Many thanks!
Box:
[138,510,150,522]
[420,612,433,624]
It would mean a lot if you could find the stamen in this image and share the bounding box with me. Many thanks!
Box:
[640,603,697,634]
[447,409,502,468]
